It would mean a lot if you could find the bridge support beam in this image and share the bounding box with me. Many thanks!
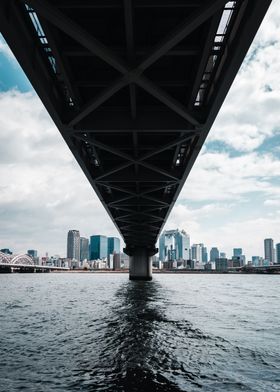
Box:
[125,246,157,281]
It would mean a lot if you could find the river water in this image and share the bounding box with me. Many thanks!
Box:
[0,273,279,391]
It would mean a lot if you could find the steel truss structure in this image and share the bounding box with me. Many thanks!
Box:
[0,0,271,254]
[0,251,34,265]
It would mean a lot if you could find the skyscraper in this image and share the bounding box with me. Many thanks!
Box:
[252,256,260,267]
[90,235,108,260]
[210,247,219,262]
[264,238,274,264]
[1,248,12,255]
[202,246,208,263]
[108,237,120,256]
[67,230,80,261]
[276,243,280,264]
[159,229,190,262]
[233,248,242,257]
[27,249,37,258]
[191,243,204,262]
[80,237,89,261]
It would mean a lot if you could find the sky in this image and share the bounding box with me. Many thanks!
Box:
[0,1,280,259]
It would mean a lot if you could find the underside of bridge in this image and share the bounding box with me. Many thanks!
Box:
[0,0,271,279]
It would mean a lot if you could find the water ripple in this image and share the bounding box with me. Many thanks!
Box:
[0,274,279,391]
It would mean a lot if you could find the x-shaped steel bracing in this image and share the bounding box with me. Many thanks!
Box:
[24,0,228,127]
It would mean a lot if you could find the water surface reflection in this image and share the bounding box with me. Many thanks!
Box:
[72,280,191,391]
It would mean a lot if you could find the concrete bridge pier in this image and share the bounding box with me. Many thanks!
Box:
[125,246,157,281]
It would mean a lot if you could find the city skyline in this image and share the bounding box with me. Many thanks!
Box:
[0,1,280,258]
[2,228,280,264]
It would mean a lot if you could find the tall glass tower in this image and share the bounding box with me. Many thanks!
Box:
[233,248,242,257]
[276,243,280,264]
[159,229,190,262]
[80,237,89,261]
[264,238,274,264]
[108,237,120,256]
[67,230,80,261]
[210,247,219,262]
[90,235,108,260]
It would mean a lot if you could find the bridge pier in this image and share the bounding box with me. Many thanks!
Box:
[125,246,157,281]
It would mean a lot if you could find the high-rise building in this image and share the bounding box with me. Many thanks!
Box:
[120,252,129,269]
[216,258,228,272]
[276,243,280,264]
[90,235,108,260]
[220,252,226,258]
[252,256,260,267]
[264,238,274,264]
[27,249,37,258]
[1,248,12,255]
[80,237,89,261]
[202,246,208,263]
[113,253,121,270]
[210,247,219,262]
[67,230,80,261]
[233,248,242,257]
[191,243,204,262]
[108,237,120,256]
[159,229,190,262]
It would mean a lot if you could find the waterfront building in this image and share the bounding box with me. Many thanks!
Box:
[204,262,212,270]
[90,235,108,260]
[216,258,228,272]
[108,237,120,256]
[80,237,89,261]
[193,261,204,270]
[186,259,195,269]
[240,255,246,266]
[232,256,241,267]
[276,243,280,264]
[191,243,204,262]
[233,248,242,257]
[264,238,274,264]
[113,253,121,270]
[0,248,12,255]
[121,252,129,269]
[67,230,80,261]
[159,229,190,262]
[252,256,261,267]
[108,254,114,269]
[27,249,37,258]
[210,247,219,262]
[202,246,208,263]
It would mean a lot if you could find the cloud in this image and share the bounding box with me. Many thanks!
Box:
[0,90,69,165]
[179,151,280,202]
[264,199,280,207]
[0,90,119,255]
[164,202,280,259]
[207,1,280,152]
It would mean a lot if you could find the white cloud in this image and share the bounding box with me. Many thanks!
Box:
[164,202,280,259]
[0,90,120,255]
[207,0,280,152]
[264,199,280,207]
[179,151,280,202]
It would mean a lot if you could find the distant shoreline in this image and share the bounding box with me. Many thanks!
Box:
[50,269,280,275]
